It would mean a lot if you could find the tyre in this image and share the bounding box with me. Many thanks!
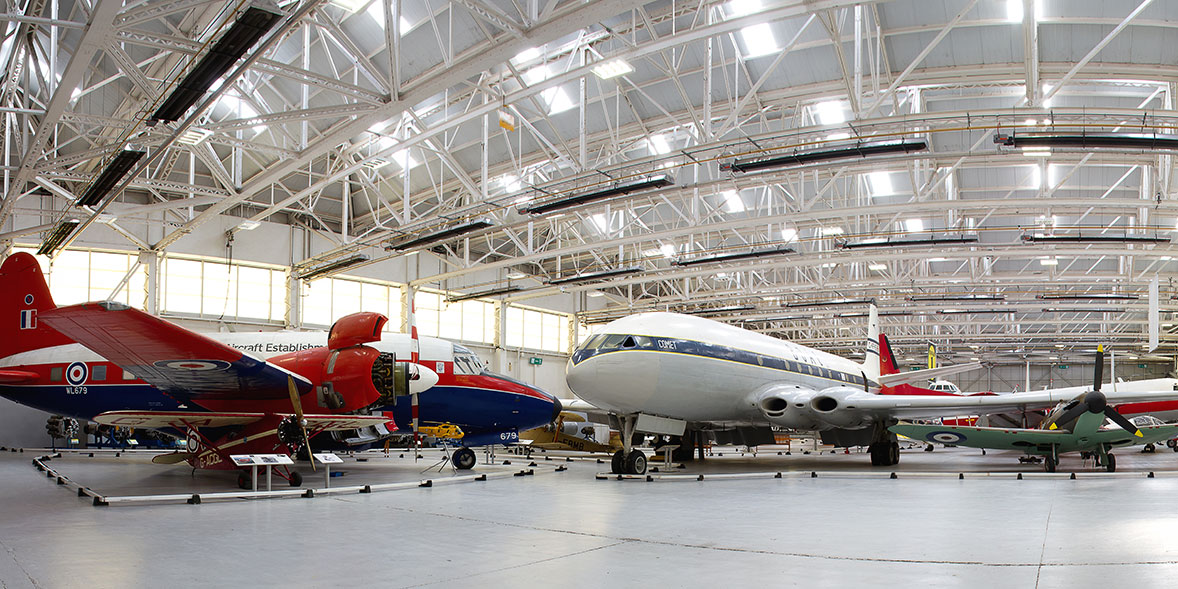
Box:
[453,447,477,470]
[625,449,647,475]
[1105,453,1116,473]
[1143,444,1156,454]
[1167,438,1177,449]
[888,441,900,466]
[288,471,303,487]
[1044,456,1056,473]
[869,443,883,466]
[611,449,625,474]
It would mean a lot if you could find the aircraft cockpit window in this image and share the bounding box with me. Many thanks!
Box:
[622,336,637,348]
[601,334,628,350]
[452,345,487,375]
[583,334,607,350]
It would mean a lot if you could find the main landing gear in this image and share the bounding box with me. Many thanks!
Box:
[609,415,648,475]
[868,421,900,467]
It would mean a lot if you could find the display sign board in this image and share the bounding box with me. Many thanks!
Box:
[529,357,543,365]
[313,453,343,465]
[232,454,293,466]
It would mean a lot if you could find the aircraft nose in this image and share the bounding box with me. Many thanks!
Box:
[550,395,563,423]
[565,357,596,396]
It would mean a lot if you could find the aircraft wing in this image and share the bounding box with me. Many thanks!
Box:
[94,410,391,431]
[848,388,1178,420]
[877,362,982,388]
[889,423,1070,450]
[40,301,312,401]
[891,422,1178,450]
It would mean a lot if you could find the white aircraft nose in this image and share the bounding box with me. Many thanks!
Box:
[565,357,597,397]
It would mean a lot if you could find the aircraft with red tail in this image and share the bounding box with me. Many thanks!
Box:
[0,253,561,485]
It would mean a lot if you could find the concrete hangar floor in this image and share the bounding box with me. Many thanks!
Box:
[2,445,1178,588]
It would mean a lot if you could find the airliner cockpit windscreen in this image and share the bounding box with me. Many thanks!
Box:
[453,344,487,375]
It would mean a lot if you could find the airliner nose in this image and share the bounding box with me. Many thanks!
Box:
[565,358,595,397]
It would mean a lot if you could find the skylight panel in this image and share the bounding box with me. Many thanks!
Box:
[904,219,924,233]
[592,59,634,79]
[722,190,745,213]
[814,101,847,125]
[867,171,894,196]
[739,23,778,58]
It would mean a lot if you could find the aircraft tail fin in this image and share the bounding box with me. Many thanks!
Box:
[879,333,901,376]
[0,252,72,359]
[861,304,880,383]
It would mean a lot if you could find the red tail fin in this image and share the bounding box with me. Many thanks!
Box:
[878,333,901,376]
[0,253,73,359]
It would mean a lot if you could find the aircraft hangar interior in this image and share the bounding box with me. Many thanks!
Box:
[3,0,1178,586]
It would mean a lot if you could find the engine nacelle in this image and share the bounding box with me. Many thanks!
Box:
[328,312,388,349]
[808,386,872,428]
[753,384,872,430]
[751,384,825,430]
[271,345,437,413]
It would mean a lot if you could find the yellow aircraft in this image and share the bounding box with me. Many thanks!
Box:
[522,412,620,453]
[418,423,465,440]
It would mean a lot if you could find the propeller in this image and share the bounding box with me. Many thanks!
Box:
[1047,345,1143,437]
[408,289,421,458]
[286,375,316,471]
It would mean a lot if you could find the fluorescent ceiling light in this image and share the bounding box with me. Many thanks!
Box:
[814,101,847,125]
[506,271,527,279]
[868,263,887,271]
[1040,257,1059,266]
[237,220,260,231]
[722,190,745,213]
[586,291,605,297]
[1022,146,1051,157]
[904,219,924,233]
[821,227,844,236]
[592,59,633,79]
[868,171,894,196]
[177,128,213,145]
[739,23,778,58]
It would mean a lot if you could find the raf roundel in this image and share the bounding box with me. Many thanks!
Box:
[926,430,967,444]
[65,362,88,386]
[24,294,33,305]
[153,359,232,371]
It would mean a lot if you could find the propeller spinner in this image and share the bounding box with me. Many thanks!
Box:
[1046,345,1143,437]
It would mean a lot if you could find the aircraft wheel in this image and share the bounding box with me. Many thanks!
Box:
[868,443,883,466]
[288,471,303,487]
[1143,444,1156,454]
[924,444,934,452]
[1166,438,1177,449]
[1105,454,1116,473]
[453,447,477,470]
[237,470,251,490]
[611,449,625,474]
[888,441,900,466]
[1044,456,1056,473]
[625,450,647,475]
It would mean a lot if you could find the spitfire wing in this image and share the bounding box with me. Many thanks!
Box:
[889,423,1070,450]
[850,388,1178,420]
[40,301,311,401]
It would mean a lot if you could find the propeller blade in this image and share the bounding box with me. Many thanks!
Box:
[411,390,420,457]
[1093,344,1104,393]
[1104,407,1143,437]
[287,376,315,471]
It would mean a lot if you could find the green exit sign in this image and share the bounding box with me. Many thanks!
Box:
[529,357,543,365]
[1140,364,1147,369]
[1058,365,1068,370]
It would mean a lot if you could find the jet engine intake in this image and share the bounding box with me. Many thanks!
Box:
[751,384,823,430]
[808,386,871,428]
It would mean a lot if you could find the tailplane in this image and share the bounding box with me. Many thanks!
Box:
[0,252,72,359]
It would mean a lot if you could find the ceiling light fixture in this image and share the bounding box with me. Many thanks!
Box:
[520,174,673,215]
[724,140,927,174]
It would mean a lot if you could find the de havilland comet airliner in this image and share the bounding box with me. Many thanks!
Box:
[566,308,1178,475]
[0,253,560,484]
